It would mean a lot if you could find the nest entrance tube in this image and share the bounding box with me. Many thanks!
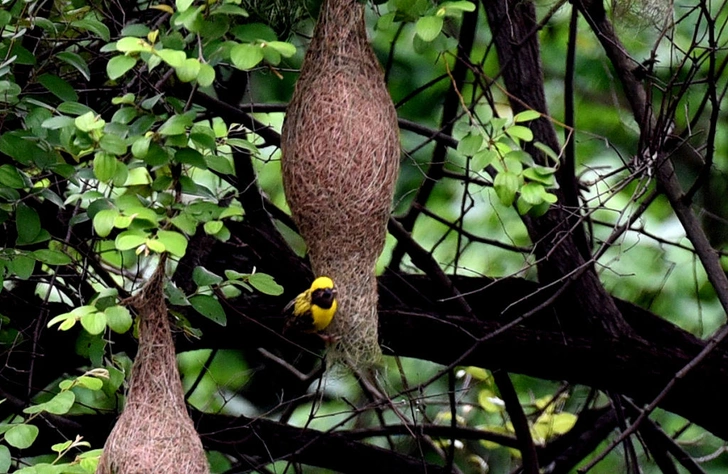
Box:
[281,0,400,368]
[97,257,209,474]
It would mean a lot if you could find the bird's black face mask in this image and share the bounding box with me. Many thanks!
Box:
[312,288,337,309]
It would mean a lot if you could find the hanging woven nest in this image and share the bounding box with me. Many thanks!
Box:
[281,0,400,367]
[97,257,209,474]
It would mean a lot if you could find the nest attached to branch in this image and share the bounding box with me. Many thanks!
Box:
[97,258,209,474]
[281,0,400,367]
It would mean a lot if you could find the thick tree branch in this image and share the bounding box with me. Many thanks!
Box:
[480,0,631,337]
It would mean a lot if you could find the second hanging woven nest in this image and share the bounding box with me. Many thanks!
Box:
[96,259,209,474]
[281,0,400,367]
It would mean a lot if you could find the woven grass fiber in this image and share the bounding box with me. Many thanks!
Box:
[97,258,209,474]
[281,0,400,367]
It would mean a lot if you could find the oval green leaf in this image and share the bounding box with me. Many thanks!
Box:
[176,58,200,82]
[415,15,443,42]
[4,424,39,449]
[192,266,223,287]
[494,171,519,207]
[16,202,41,245]
[247,273,284,296]
[230,42,264,70]
[43,390,76,415]
[31,249,72,265]
[104,305,133,333]
[189,294,227,326]
[115,230,148,251]
[93,152,118,182]
[157,230,188,257]
[81,311,107,335]
[107,55,137,80]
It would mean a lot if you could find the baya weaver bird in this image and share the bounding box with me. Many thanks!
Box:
[283,276,338,336]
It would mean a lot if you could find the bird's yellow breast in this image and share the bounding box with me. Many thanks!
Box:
[310,299,337,332]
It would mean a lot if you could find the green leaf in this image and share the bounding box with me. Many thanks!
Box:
[81,311,107,335]
[176,0,194,13]
[158,113,193,136]
[523,166,556,186]
[193,266,223,286]
[503,154,524,175]
[471,149,497,170]
[438,1,476,14]
[9,255,36,280]
[0,444,10,473]
[176,58,200,82]
[100,134,128,155]
[534,141,560,162]
[157,230,188,257]
[211,4,249,15]
[112,107,139,124]
[190,131,217,150]
[520,182,545,205]
[175,5,204,31]
[0,164,26,188]
[266,41,296,57]
[514,110,541,122]
[0,10,10,28]
[146,238,166,253]
[457,132,483,156]
[121,23,151,37]
[545,412,577,435]
[57,101,95,116]
[132,136,152,159]
[104,305,133,333]
[505,125,534,142]
[197,63,215,87]
[41,115,75,130]
[16,203,41,245]
[4,424,39,449]
[71,18,111,41]
[494,171,519,207]
[166,282,190,305]
[247,273,284,296]
[93,208,119,237]
[203,220,224,235]
[107,55,137,80]
[75,375,104,390]
[31,249,72,265]
[52,440,74,453]
[477,388,504,413]
[171,213,198,235]
[231,23,277,42]
[175,148,206,168]
[115,36,152,53]
[230,43,264,70]
[189,294,227,325]
[93,152,118,182]
[115,230,148,251]
[415,16,443,42]
[37,74,78,102]
[113,93,136,105]
[57,51,91,81]
[157,49,186,68]
[42,391,76,415]
[75,111,105,132]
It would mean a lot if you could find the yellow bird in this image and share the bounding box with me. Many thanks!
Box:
[283,276,338,334]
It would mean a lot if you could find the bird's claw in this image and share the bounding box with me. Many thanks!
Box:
[318,333,341,344]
